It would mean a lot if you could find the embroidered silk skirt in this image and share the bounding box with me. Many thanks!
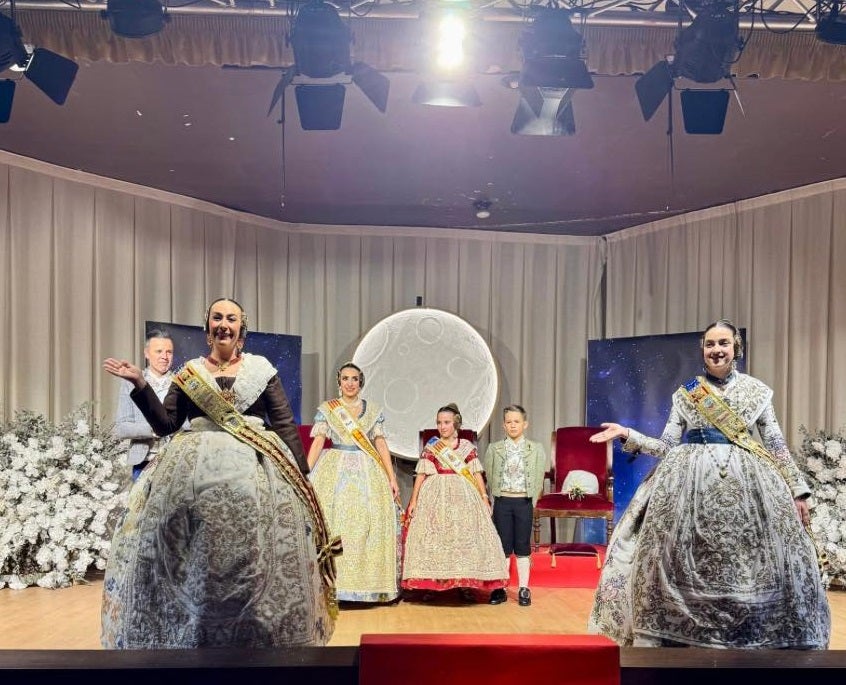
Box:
[101,417,334,648]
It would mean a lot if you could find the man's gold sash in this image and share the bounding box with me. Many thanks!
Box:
[681,376,828,575]
[324,399,405,515]
[428,438,485,499]
[173,362,342,618]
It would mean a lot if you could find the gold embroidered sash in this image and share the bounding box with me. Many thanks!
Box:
[324,399,405,515]
[325,399,388,474]
[428,438,486,499]
[681,376,828,575]
[173,362,342,618]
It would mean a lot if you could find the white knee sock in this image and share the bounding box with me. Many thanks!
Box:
[516,555,531,588]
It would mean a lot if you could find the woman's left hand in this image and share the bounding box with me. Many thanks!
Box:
[794,497,810,527]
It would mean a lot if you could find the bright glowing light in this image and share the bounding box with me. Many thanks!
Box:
[436,14,466,70]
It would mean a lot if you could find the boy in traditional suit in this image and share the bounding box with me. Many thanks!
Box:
[483,405,547,606]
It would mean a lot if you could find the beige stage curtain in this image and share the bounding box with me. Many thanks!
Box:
[604,179,846,446]
[0,151,603,457]
[16,10,846,81]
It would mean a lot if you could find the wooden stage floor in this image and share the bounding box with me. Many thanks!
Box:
[1,576,844,650]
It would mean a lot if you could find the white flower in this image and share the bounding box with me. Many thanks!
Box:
[0,404,129,589]
[801,426,846,588]
[825,440,843,459]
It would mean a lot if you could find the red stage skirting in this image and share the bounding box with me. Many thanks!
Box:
[359,633,619,685]
[510,547,606,588]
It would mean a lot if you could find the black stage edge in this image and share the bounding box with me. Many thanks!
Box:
[0,647,845,684]
[0,647,359,685]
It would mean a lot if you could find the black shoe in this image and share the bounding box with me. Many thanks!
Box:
[459,588,476,603]
[489,588,507,605]
[518,587,531,607]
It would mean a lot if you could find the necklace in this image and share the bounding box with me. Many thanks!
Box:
[207,355,241,372]
[696,437,732,479]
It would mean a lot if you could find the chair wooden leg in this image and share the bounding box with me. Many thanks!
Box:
[532,515,540,553]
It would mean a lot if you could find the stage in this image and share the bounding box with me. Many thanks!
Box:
[1,550,844,683]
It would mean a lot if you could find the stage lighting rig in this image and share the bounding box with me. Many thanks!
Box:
[267,0,389,130]
[509,7,594,136]
[635,0,744,134]
[0,8,79,124]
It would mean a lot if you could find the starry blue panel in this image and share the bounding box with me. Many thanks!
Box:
[581,328,746,543]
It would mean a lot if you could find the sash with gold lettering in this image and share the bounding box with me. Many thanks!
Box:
[681,376,828,576]
[427,438,486,499]
[173,362,343,618]
[323,398,405,516]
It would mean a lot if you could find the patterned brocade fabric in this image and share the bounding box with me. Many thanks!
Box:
[588,373,830,649]
[401,439,508,592]
[101,360,333,648]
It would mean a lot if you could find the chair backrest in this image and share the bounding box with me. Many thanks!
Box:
[552,426,612,495]
[418,428,479,455]
[298,424,332,455]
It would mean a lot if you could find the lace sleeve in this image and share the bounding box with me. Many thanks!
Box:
[416,453,438,475]
[757,403,810,498]
[623,402,687,458]
[371,412,387,439]
[310,409,330,438]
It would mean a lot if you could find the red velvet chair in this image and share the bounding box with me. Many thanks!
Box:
[532,426,614,568]
[298,424,332,456]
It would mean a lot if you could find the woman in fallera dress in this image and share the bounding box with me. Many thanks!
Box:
[307,362,403,603]
[101,298,337,648]
[402,403,508,602]
[587,319,830,649]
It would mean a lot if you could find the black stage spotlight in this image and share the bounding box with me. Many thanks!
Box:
[0,13,26,72]
[635,1,741,134]
[101,0,169,39]
[269,1,389,130]
[816,0,846,44]
[0,12,78,122]
[510,8,593,136]
[673,10,741,84]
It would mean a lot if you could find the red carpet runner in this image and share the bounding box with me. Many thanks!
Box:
[509,547,605,588]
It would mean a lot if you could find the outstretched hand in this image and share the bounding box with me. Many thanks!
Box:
[795,497,810,527]
[590,422,629,444]
[103,358,146,389]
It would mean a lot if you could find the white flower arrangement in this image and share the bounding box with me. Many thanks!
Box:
[797,426,846,589]
[0,404,129,589]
